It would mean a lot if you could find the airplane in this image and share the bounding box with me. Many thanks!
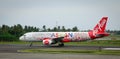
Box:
[19,17,109,47]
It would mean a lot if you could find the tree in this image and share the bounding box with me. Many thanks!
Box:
[10,24,23,37]
[33,27,39,32]
[57,26,60,31]
[16,24,23,36]
[72,26,79,32]
[24,25,28,32]
[0,24,41,41]
[62,26,66,32]
[42,25,46,31]
[1,25,9,33]
[67,28,71,32]
[0,26,2,33]
[0,25,18,41]
[53,27,57,31]
[47,28,51,32]
[0,32,17,41]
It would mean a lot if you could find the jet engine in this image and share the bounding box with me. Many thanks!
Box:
[43,38,52,45]
[42,38,64,46]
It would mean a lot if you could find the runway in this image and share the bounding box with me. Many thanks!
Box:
[0,44,120,53]
[0,44,120,59]
[0,53,120,59]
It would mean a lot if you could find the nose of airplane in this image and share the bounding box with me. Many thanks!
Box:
[19,36,24,41]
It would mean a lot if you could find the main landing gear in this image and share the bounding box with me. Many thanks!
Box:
[29,42,33,47]
[58,43,64,47]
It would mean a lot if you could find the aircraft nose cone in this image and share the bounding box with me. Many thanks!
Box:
[19,36,24,41]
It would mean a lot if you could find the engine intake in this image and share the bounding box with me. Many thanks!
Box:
[43,38,52,45]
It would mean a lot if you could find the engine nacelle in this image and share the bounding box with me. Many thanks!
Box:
[43,38,52,45]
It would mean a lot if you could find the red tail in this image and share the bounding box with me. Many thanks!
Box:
[89,17,109,39]
[93,17,108,33]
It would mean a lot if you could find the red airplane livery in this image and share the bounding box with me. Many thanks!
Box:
[19,17,109,47]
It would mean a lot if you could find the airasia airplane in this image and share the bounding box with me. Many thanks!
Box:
[19,17,109,47]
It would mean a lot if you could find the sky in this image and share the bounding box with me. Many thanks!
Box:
[0,0,120,30]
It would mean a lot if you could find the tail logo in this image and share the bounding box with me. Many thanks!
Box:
[93,17,107,37]
[95,19,106,32]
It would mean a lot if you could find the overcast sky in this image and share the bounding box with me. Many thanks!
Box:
[0,0,120,30]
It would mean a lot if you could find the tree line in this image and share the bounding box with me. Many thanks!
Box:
[41,25,79,32]
[0,24,120,41]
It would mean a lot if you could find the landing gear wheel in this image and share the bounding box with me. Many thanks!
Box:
[29,42,33,47]
[58,43,64,47]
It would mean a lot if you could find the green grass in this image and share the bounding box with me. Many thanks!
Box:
[18,48,120,55]
[65,40,120,46]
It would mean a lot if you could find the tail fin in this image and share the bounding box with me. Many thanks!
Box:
[88,17,109,39]
[93,17,108,33]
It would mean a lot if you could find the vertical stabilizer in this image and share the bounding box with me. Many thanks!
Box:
[89,17,109,39]
[93,17,108,33]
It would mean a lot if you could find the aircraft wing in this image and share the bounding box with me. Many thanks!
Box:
[46,37,64,44]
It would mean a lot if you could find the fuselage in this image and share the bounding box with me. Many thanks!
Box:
[19,32,91,42]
